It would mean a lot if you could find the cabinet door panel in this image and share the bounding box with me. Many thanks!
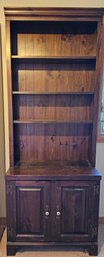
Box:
[54,181,91,242]
[62,187,86,234]
[15,181,50,241]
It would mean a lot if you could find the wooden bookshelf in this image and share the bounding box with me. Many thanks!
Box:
[5,8,103,256]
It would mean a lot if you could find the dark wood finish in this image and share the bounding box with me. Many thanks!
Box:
[13,120,93,123]
[6,242,98,256]
[9,19,96,165]
[6,164,101,180]
[6,21,14,166]
[13,123,92,163]
[12,91,94,95]
[88,245,98,256]
[7,245,16,256]
[6,181,50,242]
[53,181,90,241]
[53,180,100,248]
[6,176,100,256]
[12,62,95,93]
[12,56,96,59]
[16,181,50,241]
[13,95,93,121]
[4,7,104,20]
[5,8,102,256]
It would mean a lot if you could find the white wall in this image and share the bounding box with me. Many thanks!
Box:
[0,0,104,216]
[0,24,5,217]
[0,0,104,8]
[96,144,104,216]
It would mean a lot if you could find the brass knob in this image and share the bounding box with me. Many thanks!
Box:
[57,211,61,216]
[45,211,49,216]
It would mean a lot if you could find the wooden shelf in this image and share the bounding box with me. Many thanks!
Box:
[11,55,96,64]
[6,165,101,181]
[14,160,92,169]
[13,119,93,124]
[12,55,96,59]
[12,91,94,95]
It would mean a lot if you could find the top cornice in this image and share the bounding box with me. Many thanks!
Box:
[4,7,104,19]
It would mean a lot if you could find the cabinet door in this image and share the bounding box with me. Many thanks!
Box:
[7,181,51,242]
[53,181,93,242]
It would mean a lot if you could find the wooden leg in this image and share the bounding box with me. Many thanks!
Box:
[7,245,16,256]
[88,244,98,256]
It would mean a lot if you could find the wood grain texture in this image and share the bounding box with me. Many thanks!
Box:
[5,9,102,257]
[13,123,92,163]
[16,24,96,57]
[8,20,97,165]
[16,181,50,241]
[54,181,89,242]
[10,21,97,56]
[13,95,93,121]
[12,62,95,93]
[6,163,101,180]
[4,7,104,19]
[6,178,101,257]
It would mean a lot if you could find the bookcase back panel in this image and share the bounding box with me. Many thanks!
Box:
[11,21,97,57]
[9,19,98,167]
[14,124,92,163]
[12,63,95,93]
[13,94,93,122]
[17,34,96,57]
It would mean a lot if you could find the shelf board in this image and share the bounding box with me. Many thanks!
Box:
[12,55,96,59]
[11,55,96,64]
[14,160,92,169]
[13,119,93,124]
[12,91,94,95]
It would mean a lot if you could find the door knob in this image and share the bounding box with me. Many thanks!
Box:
[45,211,49,216]
[56,211,61,216]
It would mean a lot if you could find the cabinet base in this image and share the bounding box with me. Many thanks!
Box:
[88,244,98,256]
[7,245,16,256]
[7,242,98,256]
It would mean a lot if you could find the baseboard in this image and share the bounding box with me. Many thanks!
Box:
[99,217,104,224]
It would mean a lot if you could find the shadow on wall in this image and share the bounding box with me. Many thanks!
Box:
[0,24,6,218]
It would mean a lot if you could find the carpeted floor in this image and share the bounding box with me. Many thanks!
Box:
[0,224,104,257]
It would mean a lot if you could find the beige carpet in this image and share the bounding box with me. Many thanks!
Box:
[0,225,104,257]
